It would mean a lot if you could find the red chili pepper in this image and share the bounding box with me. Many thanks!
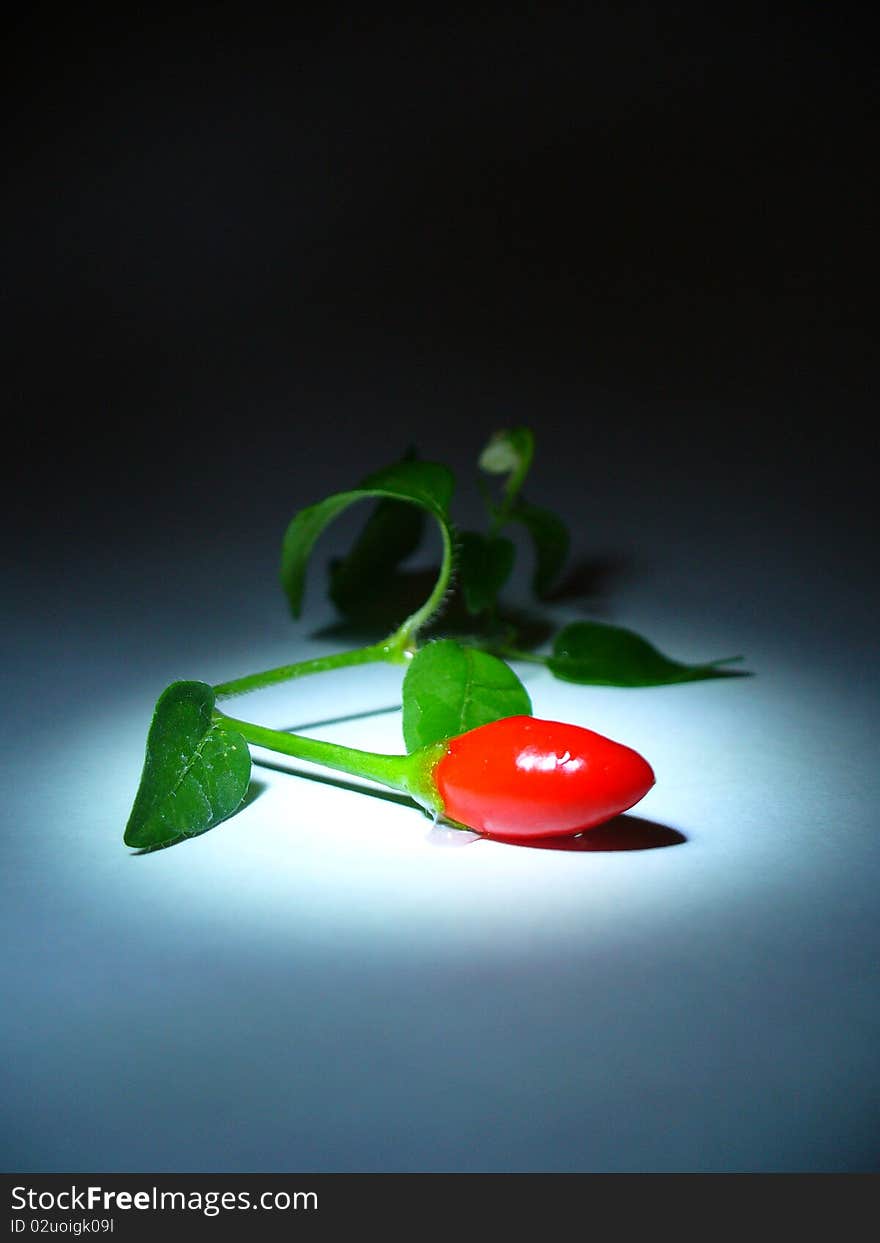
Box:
[432,715,655,840]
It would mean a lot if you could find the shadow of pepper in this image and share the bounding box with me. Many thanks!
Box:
[249,761,685,853]
[132,769,682,856]
[484,814,686,851]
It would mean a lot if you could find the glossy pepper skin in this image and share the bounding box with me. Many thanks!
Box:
[432,715,655,840]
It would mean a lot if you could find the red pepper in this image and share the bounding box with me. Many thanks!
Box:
[432,715,655,840]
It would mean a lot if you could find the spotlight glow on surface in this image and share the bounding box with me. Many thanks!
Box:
[4,611,880,1173]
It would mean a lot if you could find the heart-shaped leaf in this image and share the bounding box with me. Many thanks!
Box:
[281,459,454,619]
[509,500,570,598]
[457,530,516,614]
[548,621,749,687]
[401,639,532,752]
[124,681,252,849]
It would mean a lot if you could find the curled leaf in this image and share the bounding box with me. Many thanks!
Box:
[280,459,454,619]
[509,500,570,598]
[329,498,425,615]
[457,530,515,614]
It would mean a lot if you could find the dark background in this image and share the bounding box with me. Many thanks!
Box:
[4,3,876,548]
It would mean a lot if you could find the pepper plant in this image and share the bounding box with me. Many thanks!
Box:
[124,428,747,850]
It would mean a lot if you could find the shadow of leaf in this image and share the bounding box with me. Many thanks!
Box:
[278,705,401,733]
[314,579,557,651]
[253,755,414,808]
[542,552,633,605]
[314,552,633,650]
[241,778,269,810]
[316,569,440,640]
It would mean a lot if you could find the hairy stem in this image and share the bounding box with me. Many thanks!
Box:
[213,640,408,700]
[217,508,454,700]
[387,521,455,649]
[489,433,534,536]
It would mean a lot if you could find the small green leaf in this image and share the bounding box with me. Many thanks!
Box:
[479,427,535,478]
[124,682,252,849]
[457,530,515,614]
[401,639,532,752]
[509,500,570,598]
[280,459,454,618]
[548,621,749,687]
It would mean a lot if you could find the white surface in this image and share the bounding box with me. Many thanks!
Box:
[4,553,879,1171]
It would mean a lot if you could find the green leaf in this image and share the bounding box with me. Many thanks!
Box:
[124,682,252,849]
[457,530,515,614]
[479,427,535,478]
[548,621,749,687]
[280,459,455,618]
[329,498,425,614]
[401,639,532,752]
[509,500,570,598]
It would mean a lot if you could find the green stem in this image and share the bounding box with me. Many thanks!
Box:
[387,520,455,648]
[216,710,445,813]
[213,639,407,700]
[216,514,454,701]
[489,435,534,537]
